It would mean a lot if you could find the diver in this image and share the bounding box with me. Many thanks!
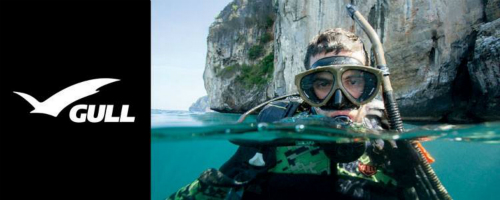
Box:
[168,4,450,199]
[169,28,407,200]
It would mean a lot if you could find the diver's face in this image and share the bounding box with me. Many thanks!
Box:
[310,50,366,101]
[308,50,367,121]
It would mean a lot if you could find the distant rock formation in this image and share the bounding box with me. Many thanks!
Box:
[189,96,212,112]
[204,0,500,122]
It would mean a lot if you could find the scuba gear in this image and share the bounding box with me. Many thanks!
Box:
[330,115,352,124]
[345,5,402,132]
[168,97,397,200]
[294,62,383,109]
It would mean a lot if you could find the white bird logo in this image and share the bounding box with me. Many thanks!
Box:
[13,78,119,117]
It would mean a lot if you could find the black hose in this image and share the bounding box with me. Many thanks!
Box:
[383,91,404,132]
[411,141,452,200]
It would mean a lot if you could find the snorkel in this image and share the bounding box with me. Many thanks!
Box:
[345,4,403,132]
[346,4,451,200]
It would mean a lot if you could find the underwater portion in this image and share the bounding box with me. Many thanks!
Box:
[152,110,500,200]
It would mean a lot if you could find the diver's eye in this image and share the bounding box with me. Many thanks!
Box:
[343,77,363,86]
[350,79,359,85]
[313,79,333,89]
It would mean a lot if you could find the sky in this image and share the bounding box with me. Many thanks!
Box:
[152,0,233,110]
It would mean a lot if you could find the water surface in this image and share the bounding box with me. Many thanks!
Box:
[152,110,500,200]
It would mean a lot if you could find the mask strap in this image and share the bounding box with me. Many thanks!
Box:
[310,56,363,69]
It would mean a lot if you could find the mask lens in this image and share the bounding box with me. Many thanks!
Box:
[341,69,378,102]
[300,71,335,104]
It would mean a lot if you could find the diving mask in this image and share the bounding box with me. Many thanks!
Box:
[295,56,383,108]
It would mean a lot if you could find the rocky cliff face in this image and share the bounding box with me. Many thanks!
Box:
[203,0,275,113]
[466,18,500,121]
[204,0,500,122]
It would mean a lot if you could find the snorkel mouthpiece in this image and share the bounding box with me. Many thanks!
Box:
[331,115,352,125]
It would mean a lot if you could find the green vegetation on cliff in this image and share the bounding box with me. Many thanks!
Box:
[216,52,274,89]
[240,52,274,88]
[248,45,264,59]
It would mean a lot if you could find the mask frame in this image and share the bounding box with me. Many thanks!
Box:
[294,64,383,107]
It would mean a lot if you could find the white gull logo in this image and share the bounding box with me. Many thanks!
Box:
[13,78,119,117]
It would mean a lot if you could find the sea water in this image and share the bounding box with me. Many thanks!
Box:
[151,109,500,200]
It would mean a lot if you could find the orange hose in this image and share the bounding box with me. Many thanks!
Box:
[416,142,435,164]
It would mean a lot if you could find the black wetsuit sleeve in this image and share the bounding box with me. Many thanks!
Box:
[257,100,300,123]
[219,146,259,178]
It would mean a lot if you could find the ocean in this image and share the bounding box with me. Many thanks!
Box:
[151,110,500,200]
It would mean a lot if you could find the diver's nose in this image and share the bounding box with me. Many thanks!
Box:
[333,89,343,108]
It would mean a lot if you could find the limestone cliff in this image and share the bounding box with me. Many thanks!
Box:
[203,0,275,113]
[466,18,500,121]
[204,0,500,122]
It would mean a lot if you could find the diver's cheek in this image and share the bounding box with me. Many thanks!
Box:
[314,89,329,100]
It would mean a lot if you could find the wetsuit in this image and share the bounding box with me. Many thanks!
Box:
[167,99,406,200]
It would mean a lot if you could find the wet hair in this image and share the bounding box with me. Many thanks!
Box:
[304,28,369,69]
